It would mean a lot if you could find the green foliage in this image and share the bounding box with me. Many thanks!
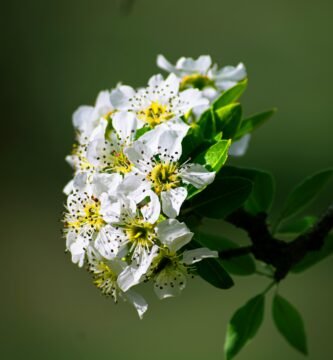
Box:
[194,232,255,275]
[195,139,231,172]
[213,79,248,110]
[235,108,276,140]
[215,103,242,139]
[187,176,253,218]
[218,166,275,214]
[272,294,308,355]
[195,258,234,289]
[292,234,333,273]
[134,125,150,139]
[275,169,333,230]
[224,294,265,360]
[277,216,317,236]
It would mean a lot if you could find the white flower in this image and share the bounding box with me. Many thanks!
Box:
[94,193,161,262]
[73,90,114,143]
[153,247,218,299]
[117,219,194,292]
[124,127,215,218]
[65,119,108,176]
[63,173,122,267]
[157,54,247,95]
[87,248,148,319]
[110,73,208,131]
[85,111,142,175]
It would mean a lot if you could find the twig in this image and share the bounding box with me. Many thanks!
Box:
[220,203,333,281]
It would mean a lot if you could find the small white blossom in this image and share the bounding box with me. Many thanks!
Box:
[153,247,218,299]
[157,54,247,96]
[73,90,114,143]
[117,219,194,292]
[110,73,208,132]
[124,127,215,218]
[87,248,148,318]
[63,173,122,267]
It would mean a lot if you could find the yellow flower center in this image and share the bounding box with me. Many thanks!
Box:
[65,198,105,231]
[147,163,180,195]
[102,110,114,120]
[91,261,118,297]
[124,220,156,248]
[106,150,133,174]
[138,101,173,127]
[180,73,215,91]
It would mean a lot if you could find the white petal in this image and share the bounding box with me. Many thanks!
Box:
[178,88,209,112]
[156,54,177,74]
[154,268,187,299]
[100,195,133,224]
[229,134,251,157]
[139,190,161,224]
[117,245,159,292]
[163,73,180,96]
[156,219,193,252]
[182,248,218,265]
[161,187,187,218]
[94,226,125,260]
[212,63,247,91]
[148,74,164,87]
[110,85,136,110]
[94,90,112,114]
[92,173,122,196]
[180,163,215,188]
[118,174,150,199]
[72,106,94,133]
[155,117,190,138]
[124,141,153,174]
[89,118,108,141]
[124,290,148,319]
[177,55,212,74]
[69,237,89,267]
[112,111,142,142]
[63,179,74,195]
[139,126,184,161]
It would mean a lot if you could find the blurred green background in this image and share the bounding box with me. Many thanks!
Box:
[2,0,333,359]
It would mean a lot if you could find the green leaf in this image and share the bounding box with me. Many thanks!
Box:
[292,234,333,273]
[277,216,317,236]
[196,258,234,289]
[188,176,253,219]
[134,126,150,140]
[276,169,333,229]
[272,294,308,355]
[218,166,275,214]
[224,294,265,360]
[194,233,255,275]
[235,108,276,140]
[215,103,242,139]
[198,108,216,139]
[195,139,231,172]
[213,79,248,110]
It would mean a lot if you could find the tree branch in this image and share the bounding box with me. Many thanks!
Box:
[220,203,333,281]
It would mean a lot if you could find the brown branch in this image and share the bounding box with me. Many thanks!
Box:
[220,204,333,281]
[218,246,253,259]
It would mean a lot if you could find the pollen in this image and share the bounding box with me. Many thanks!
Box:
[106,150,133,174]
[147,162,180,195]
[180,73,215,91]
[124,220,156,248]
[65,197,105,232]
[138,101,173,127]
[90,261,118,299]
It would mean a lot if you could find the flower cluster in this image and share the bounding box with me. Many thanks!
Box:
[63,55,247,317]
